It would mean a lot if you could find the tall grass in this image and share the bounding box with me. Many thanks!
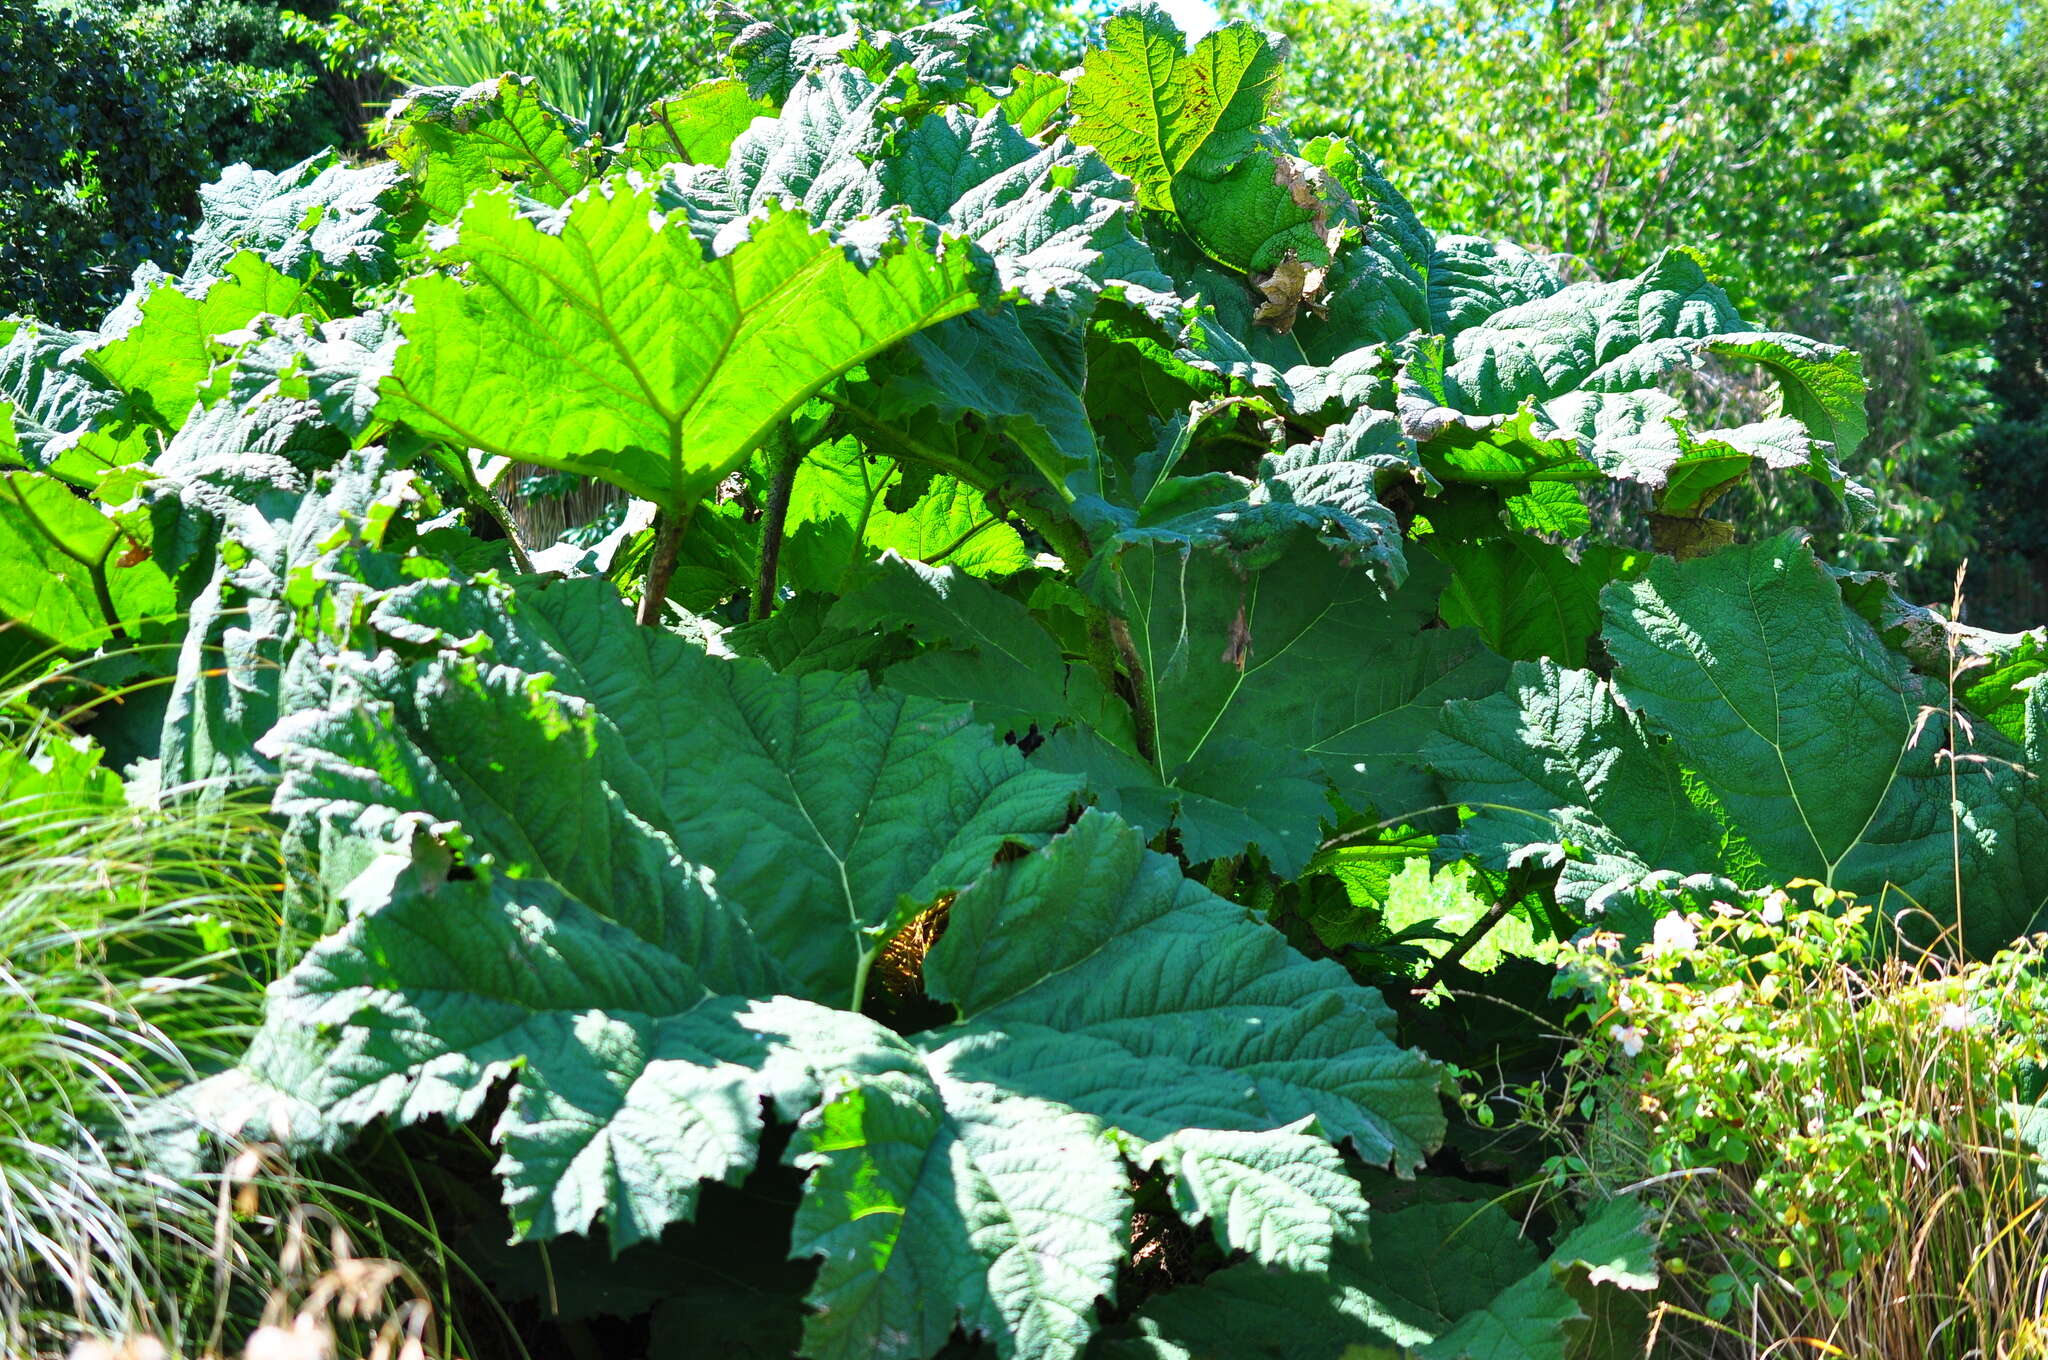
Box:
[0,668,506,1359]
[0,713,284,1354]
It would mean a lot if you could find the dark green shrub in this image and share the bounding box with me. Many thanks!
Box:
[0,0,347,327]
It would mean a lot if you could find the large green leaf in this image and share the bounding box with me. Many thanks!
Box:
[1259,404,1435,533]
[155,445,445,793]
[1069,6,1350,279]
[1068,533,1507,871]
[773,438,1031,595]
[383,76,598,223]
[968,66,1072,138]
[1096,1195,1656,1360]
[652,430,1032,613]
[726,8,982,104]
[1422,1201,1657,1360]
[205,312,403,443]
[1834,566,2048,746]
[1430,536,2048,950]
[89,251,324,428]
[293,574,1077,1004]
[822,522,1508,874]
[1071,403,1415,576]
[0,470,171,652]
[1607,534,2048,946]
[829,553,1127,740]
[1610,535,1916,874]
[668,60,1164,480]
[1429,660,1733,912]
[617,79,771,175]
[788,1036,1129,1360]
[183,150,408,288]
[0,321,126,472]
[822,532,1495,874]
[384,76,598,223]
[1437,538,1644,668]
[377,185,986,510]
[926,811,1444,1168]
[679,66,1156,309]
[1397,253,1869,512]
[1068,6,1277,214]
[203,571,1444,1360]
[1138,1122,1370,1272]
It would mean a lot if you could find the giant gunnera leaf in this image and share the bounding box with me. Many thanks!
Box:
[1072,9,1863,530]
[1396,253,1869,516]
[0,469,171,653]
[1068,7,1343,277]
[823,532,1503,876]
[1429,533,2048,951]
[182,150,408,289]
[1095,1194,1657,1360]
[194,571,1442,1360]
[383,75,598,223]
[375,182,986,510]
[662,54,1166,484]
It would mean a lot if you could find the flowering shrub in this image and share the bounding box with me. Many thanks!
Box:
[1540,884,2048,1355]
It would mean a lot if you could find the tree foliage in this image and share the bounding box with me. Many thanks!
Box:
[0,0,348,326]
[1241,0,2048,612]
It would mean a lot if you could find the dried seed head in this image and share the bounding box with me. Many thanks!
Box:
[245,1315,334,1360]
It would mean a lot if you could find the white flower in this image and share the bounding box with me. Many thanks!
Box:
[1609,1024,1646,1058]
[1760,890,1789,925]
[1651,912,1699,956]
[1939,1002,1971,1032]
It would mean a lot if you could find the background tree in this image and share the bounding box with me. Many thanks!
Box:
[1239,0,2048,621]
[1,0,347,326]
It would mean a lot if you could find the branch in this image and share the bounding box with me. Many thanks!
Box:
[87,541,129,648]
[446,452,535,574]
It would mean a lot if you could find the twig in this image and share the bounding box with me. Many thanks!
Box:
[447,454,534,574]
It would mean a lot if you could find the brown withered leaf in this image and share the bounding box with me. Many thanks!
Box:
[1219,601,1252,670]
[1650,514,1737,560]
[1273,155,1324,216]
[1252,254,1328,335]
